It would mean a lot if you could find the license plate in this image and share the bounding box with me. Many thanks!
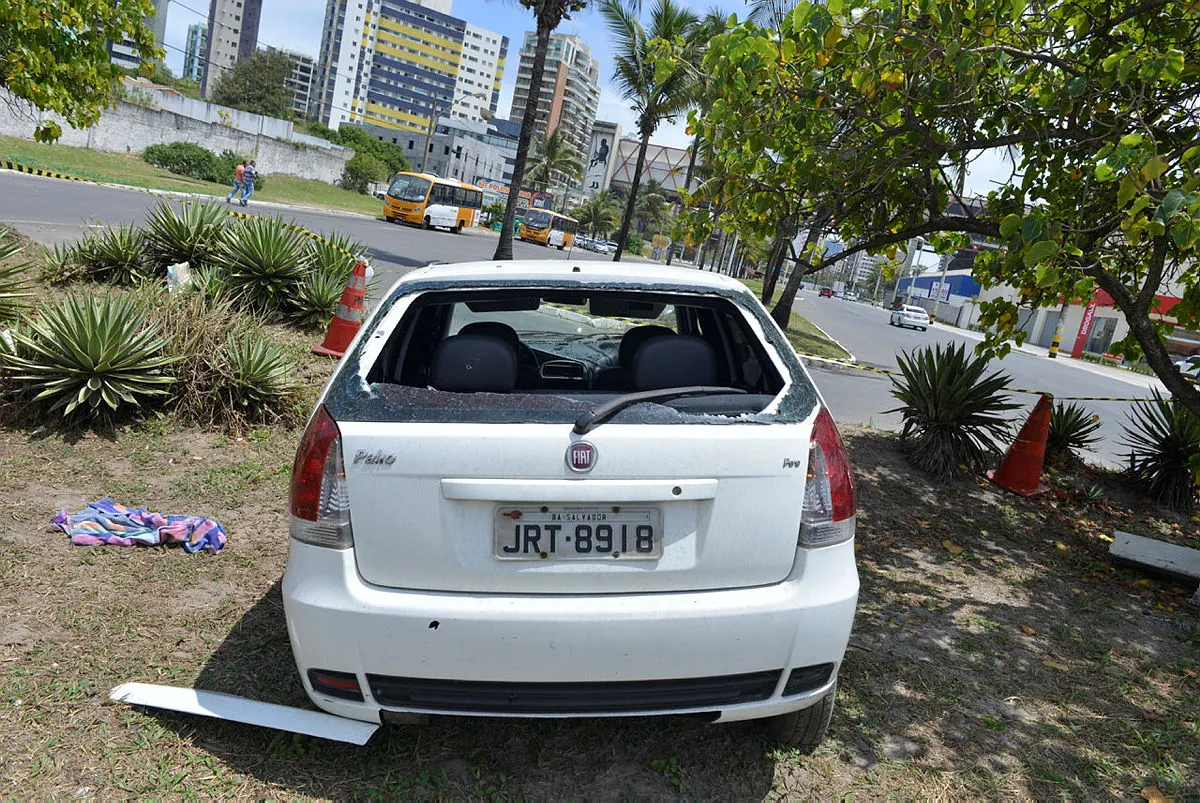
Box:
[493,505,663,561]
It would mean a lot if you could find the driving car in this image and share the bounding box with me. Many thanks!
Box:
[284,261,859,750]
[818,287,835,298]
[1175,355,1200,373]
[843,291,859,302]
[889,304,930,331]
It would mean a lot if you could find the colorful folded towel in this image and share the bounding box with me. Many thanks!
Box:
[53,498,227,555]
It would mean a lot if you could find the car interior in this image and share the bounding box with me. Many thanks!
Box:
[365,289,787,416]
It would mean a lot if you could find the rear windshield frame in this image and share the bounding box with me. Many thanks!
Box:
[321,276,820,426]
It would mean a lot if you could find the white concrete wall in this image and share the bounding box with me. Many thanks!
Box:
[0,90,352,184]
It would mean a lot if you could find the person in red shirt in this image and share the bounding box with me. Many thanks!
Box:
[226,161,247,203]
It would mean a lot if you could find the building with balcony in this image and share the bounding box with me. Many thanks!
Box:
[202,0,264,96]
[264,46,318,118]
[313,0,506,136]
[183,24,208,82]
[508,33,600,162]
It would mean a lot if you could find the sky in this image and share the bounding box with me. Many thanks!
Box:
[160,0,1010,196]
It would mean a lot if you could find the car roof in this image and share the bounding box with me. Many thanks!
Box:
[391,260,755,295]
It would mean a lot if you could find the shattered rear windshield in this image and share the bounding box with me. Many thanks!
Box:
[322,277,820,426]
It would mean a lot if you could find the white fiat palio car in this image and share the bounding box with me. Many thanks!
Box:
[283,261,859,750]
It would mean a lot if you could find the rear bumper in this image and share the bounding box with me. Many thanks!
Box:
[282,540,858,723]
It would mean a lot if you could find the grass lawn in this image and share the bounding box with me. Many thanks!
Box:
[739,276,851,360]
[0,134,381,217]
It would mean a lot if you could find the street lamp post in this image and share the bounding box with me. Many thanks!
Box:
[420,91,491,174]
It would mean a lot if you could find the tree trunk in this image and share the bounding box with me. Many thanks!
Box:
[763,217,799,305]
[613,127,652,262]
[492,21,551,261]
[771,208,831,330]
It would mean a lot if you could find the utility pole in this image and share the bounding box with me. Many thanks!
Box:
[1048,302,1069,358]
[931,251,951,324]
[420,113,438,173]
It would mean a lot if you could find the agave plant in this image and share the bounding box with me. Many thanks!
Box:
[309,232,365,281]
[888,342,1020,481]
[143,202,229,275]
[189,265,231,303]
[290,268,347,329]
[216,217,310,314]
[4,295,176,418]
[216,331,302,423]
[1121,390,1200,513]
[1046,402,1103,464]
[38,242,87,286]
[77,224,149,285]
[0,230,32,325]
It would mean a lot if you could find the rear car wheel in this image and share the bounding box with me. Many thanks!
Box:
[454,222,464,234]
[764,683,836,753]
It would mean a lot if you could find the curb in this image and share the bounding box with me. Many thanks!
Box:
[800,352,1159,403]
[805,318,857,364]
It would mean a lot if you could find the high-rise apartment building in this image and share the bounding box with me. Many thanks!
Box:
[183,24,208,82]
[508,33,600,161]
[265,46,318,118]
[109,0,168,71]
[314,0,507,138]
[202,0,265,97]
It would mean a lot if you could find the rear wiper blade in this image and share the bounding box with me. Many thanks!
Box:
[573,386,746,435]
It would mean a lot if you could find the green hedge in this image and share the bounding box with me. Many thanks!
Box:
[142,143,266,191]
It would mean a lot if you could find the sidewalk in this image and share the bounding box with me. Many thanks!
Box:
[934,320,1167,392]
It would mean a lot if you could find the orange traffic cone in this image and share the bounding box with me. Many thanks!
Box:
[988,394,1053,497]
[313,259,368,357]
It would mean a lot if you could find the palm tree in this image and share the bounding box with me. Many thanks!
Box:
[573,192,620,238]
[525,127,584,192]
[634,179,669,235]
[601,0,701,261]
[492,0,589,261]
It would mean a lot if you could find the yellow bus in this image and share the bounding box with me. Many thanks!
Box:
[382,172,483,233]
[518,209,579,250]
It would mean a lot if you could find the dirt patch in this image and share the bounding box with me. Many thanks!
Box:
[0,418,1195,799]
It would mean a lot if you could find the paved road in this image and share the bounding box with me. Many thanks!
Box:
[796,294,1165,467]
[0,171,614,287]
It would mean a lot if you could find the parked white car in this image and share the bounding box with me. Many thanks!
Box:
[889,304,930,331]
[284,261,859,750]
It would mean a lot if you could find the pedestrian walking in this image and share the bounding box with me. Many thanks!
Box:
[240,161,258,206]
[226,160,247,203]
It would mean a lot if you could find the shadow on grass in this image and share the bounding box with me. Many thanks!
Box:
[180,582,778,799]
[837,429,1199,798]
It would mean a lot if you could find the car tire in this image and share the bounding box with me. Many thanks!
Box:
[454,222,463,234]
[423,217,432,230]
[764,683,836,754]
[921,326,927,331]
[557,244,565,250]
[384,215,395,223]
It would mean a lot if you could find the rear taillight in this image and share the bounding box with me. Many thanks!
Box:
[798,407,856,548]
[289,406,353,549]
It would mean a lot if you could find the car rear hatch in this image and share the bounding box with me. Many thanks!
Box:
[339,420,813,594]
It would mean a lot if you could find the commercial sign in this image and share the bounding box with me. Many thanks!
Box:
[475,179,552,211]
[927,281,952,302]
[584,121,620,195]
[1071,296,1100,359]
